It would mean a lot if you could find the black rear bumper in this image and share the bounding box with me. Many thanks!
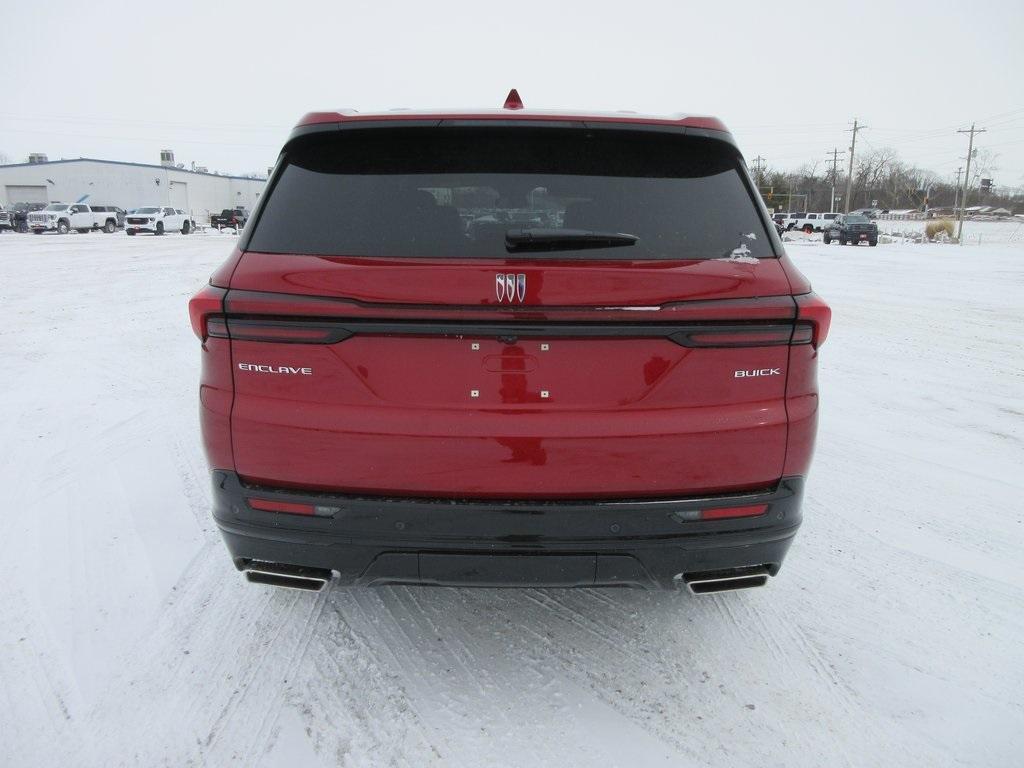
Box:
[211,471,803,589]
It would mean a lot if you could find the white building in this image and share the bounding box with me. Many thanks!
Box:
[0,155,267,222]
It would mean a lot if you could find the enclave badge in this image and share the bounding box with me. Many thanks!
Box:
[238,363,313,375]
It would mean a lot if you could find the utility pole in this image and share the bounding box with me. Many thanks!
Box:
[953,167,963,211]
[956,123,986,245]
[750,156,766,187]
[843,119,865,213]
[826,147,845,213]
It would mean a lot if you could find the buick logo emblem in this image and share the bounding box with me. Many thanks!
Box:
[495,273,526,303]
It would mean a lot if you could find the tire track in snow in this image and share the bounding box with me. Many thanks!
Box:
[387,586,552,751]
[349,587,511,760]
[346,586,691,767]
[519,589,658,671]
[283,590,445,767]
[484,590,710,763]
[241,586,332,766]
[169,430,217,539]
[83,549,330,766]
[0,588,86,768]
[197,589,313,751]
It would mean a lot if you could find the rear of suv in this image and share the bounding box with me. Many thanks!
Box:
[190,94,830,594]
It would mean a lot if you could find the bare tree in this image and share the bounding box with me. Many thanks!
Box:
[754,145,1022,213]
[970,149,999,186]
[853,148,898,207]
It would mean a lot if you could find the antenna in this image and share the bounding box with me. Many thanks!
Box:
[503,89,524,110]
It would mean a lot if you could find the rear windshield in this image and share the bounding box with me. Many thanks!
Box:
[247,128,774,260]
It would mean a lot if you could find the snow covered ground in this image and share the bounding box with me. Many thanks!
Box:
[873,218,1024,245]
[1,230,1021,767]
[782,218,1024,246]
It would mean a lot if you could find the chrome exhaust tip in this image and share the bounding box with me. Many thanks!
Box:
[683,566,770,595]
[243,561,332,591]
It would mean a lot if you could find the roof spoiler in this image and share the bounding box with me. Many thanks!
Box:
[281,118,738,153]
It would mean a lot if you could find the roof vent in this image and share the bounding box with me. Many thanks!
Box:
[503,89,524,110]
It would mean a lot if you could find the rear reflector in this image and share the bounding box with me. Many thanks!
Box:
[700,504,768,520]
[247,498,340,517]
[671,503,769,522]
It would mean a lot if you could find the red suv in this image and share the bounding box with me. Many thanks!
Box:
[189,93,830,594]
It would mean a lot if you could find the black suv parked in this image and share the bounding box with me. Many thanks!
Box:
[823,214,878,246]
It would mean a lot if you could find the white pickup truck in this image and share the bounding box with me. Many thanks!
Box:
[784,212,840,233]
[27,203,119,234]
[124,206,194,235]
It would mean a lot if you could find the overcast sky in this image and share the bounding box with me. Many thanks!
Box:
[3,0,1022,188]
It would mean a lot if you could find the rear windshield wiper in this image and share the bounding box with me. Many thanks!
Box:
[505,228,639,253]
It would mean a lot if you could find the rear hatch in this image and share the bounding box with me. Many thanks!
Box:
[223,125,799,499]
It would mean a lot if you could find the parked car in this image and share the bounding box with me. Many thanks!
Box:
[786,212,839,233]
[0,205,11,232]
[27,203,119,234]
[125,206,194,235]
[9,202,46,232]
[823,213,878,246]
[90,205,126,229]
[849,208,882,219]
[211,208,248,229]
[189,97,830,594]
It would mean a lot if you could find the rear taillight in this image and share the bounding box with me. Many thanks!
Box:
[795,292,831,348]
[189,284,227,340]
[678,326,797,347]
[207,318,351,344]
[247,498,339,517]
